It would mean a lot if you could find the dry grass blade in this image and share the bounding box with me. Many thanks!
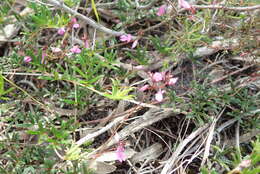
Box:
[46,0,126,36]
[105,108,176,148]
[201,107,225,167]
[161,123,210,174]
[131,143,163,163]
[193,38,240,58]
[76,116,125,146]
[1,0,259,173]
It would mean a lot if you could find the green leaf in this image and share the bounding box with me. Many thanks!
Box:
[103,79,134,100]
[91,0,100,22]
[27,130,41,135]
[22,166,36,174]
[65,145,81,161]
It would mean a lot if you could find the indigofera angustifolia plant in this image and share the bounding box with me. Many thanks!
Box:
[139,72,178,102]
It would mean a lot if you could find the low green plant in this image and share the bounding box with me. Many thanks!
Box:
[103,78,134,100]
[28,2,70,29]
[240,137,260,174]
[201,136,260,174]
[0,0,258,173]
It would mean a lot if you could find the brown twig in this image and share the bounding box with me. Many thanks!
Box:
[193,4,260,11]
[210,65,253,84]
[46,0,126,37]
[143,3,260,34]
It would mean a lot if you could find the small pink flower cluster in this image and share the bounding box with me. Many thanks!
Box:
[56,18,82,54]
[120,34,132,43]
[50,45,81,54]
[157,5,167,16]
[57,27,65,35]
[24,56,32,63]
[57,18,80,36]
[139,72,178,102]
[115,133,126,163]
[119,34,138,49]
[157,1,195,17]
[70,45,81,54]
[71,18,80,29]
[178,0,195,13]
[51,47,62,53]
[116,142,126,162]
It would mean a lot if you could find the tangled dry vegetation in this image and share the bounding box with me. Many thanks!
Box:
[0,0,259,174]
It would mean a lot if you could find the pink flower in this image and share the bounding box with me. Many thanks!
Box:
[71,18,80,29]
[152,72,164,82]
[70,45,81,54]
[131,40,138,48]
[157,5,166,16]
[24,56,32,63]
[120,34,132,43]
[155,90,165,102]
[51,47,62,53]
[57,28,65,35]
[139,84,149,92]
[167,77,178,86]
[116,143,126,163]
[178,0,195,13]
[71,18,77,23]
[73,23,80,29]
[178,0,191,9]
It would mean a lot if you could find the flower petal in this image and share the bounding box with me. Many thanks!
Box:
[167,77,178,86]
[73,23,80,29]
[57,28,65,35]
[157,5,166,16]
[152,72,164,82]
[51,47,62,53]
[120,34,132,43]
[139,84,149,92]
[24,56,32,63]
[131,40,138,48]
[116,144,126,162]
[155,90,164,102]
[71,17,77,23]
[70,46,81,54]
[178,0,191,9]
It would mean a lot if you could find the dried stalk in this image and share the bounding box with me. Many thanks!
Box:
[161,123,209,174]
[194,4,260,11]
[46,0,126,36]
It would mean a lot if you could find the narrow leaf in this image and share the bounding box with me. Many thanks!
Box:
[91,0,100,22]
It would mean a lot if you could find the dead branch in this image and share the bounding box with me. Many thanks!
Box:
[104,108,178,148]
[161,123,210,174]
[194,4,260,11]
[46,0,126,36]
